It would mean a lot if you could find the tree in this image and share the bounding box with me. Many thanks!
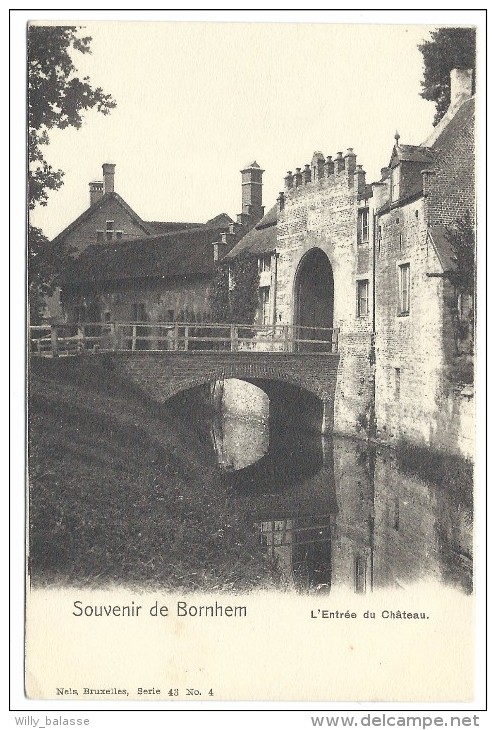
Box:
[28,25,116,209]
[28,226,76,325]
[28,25,116,322]
[210,254,260,324]
[418,27,476,125]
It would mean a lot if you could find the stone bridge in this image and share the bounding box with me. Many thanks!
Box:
[30,322,341,433]
[110,351,340,433]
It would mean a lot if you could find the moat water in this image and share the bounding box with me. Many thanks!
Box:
[208,406,473,595]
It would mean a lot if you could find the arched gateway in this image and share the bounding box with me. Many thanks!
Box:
[294,248,334,351]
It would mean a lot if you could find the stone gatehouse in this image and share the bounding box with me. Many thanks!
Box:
[228,69,475,457]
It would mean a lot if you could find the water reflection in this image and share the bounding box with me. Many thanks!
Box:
[211,415,473,594]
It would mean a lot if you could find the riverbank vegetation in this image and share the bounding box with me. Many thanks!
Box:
[28,357,280,591]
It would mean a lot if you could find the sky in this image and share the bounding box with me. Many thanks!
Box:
[24,16,468,240]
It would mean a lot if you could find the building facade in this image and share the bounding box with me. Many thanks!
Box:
[59,163,265,327]
[228,68,475,457]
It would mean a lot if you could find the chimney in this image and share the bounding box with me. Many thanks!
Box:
[89,181,104,207]
[240,161,265,226]
[450,68,473,108]
[335,152,345,174]
[102,163,116,194]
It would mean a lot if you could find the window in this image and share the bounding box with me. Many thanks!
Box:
[106,220,114,241]
[357,208,369,244]
[398,233,402,252]
[356,280,369,317]
[259,287,270,326]
[398,263,410,314]
[391,166,400,201]
[96,230,104,242]
[394,368,401,400]
[354,557,366,593]
[116,230,123,240]
[258,254,272,273]
[132,303,146,322]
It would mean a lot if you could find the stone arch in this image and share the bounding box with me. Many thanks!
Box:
[293,247,334,351]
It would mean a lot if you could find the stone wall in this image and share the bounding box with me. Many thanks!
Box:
[276,150,373,436]
[66,278,212,325]
[373,196,475,457]
[59,197,149,255]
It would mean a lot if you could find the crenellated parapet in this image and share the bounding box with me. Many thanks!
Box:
[282,148,367,200]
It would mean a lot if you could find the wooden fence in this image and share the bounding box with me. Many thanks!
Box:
[29,322,339,357]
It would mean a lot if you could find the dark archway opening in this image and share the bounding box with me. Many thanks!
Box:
[294,248,334,352]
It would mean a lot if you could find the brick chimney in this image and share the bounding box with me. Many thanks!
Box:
[102,163,116,194]
[450,68,473,108]
[238,161,264,227]
[89,181,104,207]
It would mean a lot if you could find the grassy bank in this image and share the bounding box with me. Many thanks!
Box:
[28,357,280,592]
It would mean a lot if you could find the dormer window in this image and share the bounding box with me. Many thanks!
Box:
[391,166,400,202]
[106,220,114,241]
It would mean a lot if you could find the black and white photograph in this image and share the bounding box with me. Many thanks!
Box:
[13,10,486,711]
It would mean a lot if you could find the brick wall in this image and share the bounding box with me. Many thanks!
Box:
[109,351,340,433]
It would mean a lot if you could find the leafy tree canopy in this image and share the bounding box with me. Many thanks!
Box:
[418,27,476,126]
[28,25,116,209]
[28,25,116,323]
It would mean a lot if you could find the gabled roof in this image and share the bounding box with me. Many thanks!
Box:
[52,192,153,244]
[62,221,233,286]
[206,213,235,227]
[389,144,435,168]
[226,204,277,258]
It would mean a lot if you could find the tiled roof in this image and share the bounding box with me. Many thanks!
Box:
[390,144,435,167]
[62,222,232,286]
[144,221,204,234]
[225,204,277,258]
[430,97,475,157]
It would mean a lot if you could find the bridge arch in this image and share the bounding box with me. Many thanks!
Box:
[293,247,334,349]
[109,351,340,433]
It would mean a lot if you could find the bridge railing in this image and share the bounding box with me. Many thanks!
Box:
[29,322,339,357]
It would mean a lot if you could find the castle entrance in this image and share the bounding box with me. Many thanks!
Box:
[294,248,334,352]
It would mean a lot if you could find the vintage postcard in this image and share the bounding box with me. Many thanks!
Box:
[19,13,485,708]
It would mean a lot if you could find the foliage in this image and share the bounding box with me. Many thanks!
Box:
[28,25,116,209]
[28,226,75,324]
[444,211,475,295]
[210,253,260,324]
[418,27,476,125]
[28,25,115,322]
